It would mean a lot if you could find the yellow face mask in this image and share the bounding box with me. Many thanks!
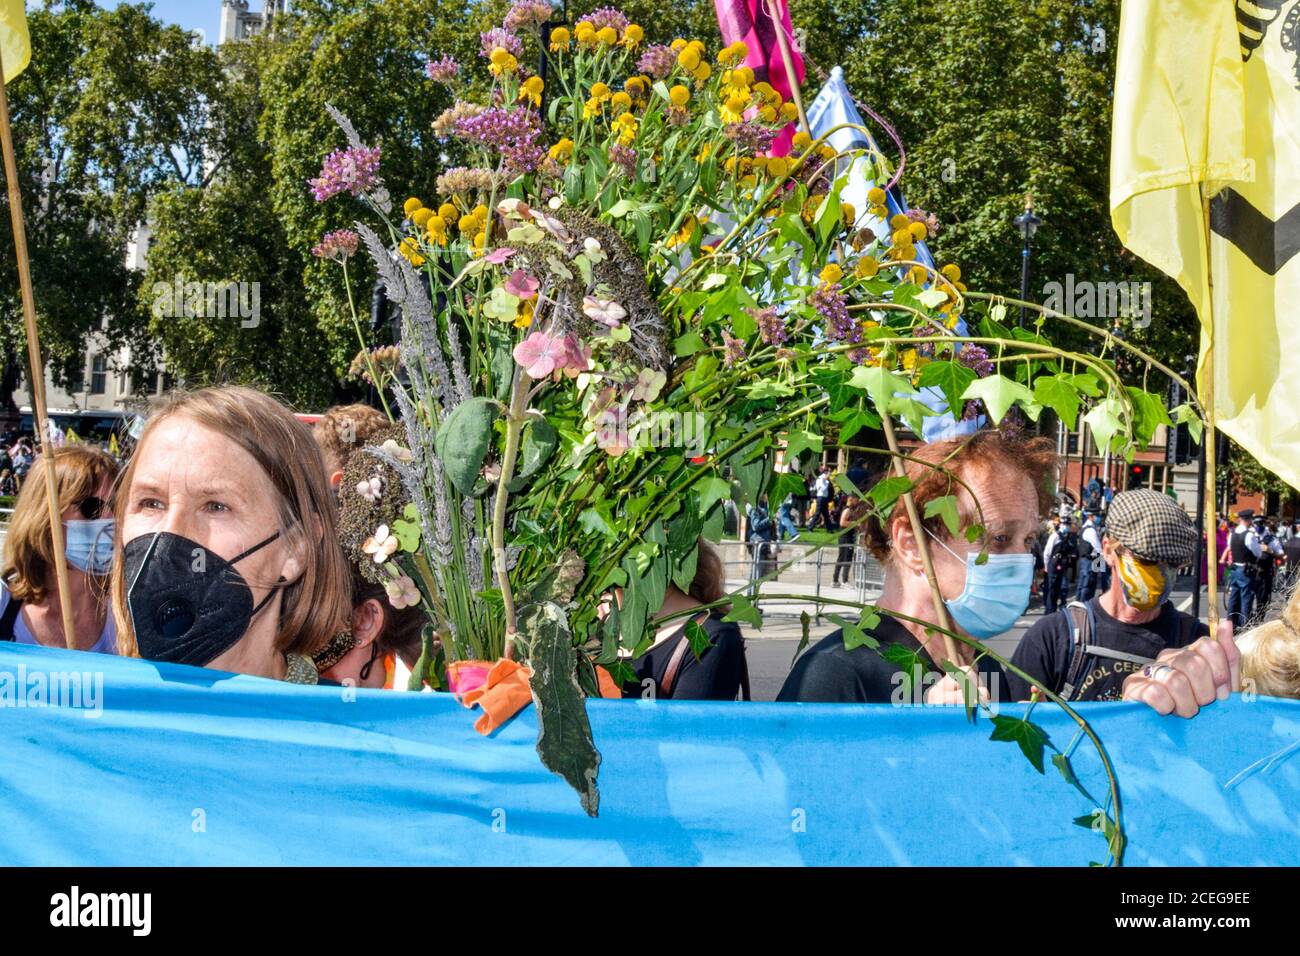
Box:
[1115,551,1173,611]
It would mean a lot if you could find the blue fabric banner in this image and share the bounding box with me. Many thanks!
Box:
[1,643,1298,866]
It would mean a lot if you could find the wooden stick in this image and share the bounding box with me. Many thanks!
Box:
[1200,187,1221,639]
[762,0,810,136]
[0,52,77,649]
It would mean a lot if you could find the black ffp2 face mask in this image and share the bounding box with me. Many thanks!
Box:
[123,530,282,668]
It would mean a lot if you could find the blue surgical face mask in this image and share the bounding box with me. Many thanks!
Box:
[64,518,115,575]
[931,534,1035,639]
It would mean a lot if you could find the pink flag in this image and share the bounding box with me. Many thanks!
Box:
[714,0,805,155]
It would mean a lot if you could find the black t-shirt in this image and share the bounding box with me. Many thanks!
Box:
[1005,597,1208,702]
[776,613,1008,704]
[622,610,746,700]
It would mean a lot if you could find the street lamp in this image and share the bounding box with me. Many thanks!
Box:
[1014,194,1042,327]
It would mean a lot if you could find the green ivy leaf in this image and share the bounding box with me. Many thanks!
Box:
[1033,374,1082,430]
[723,592,763,628]
[960,374,1034,425]
[989,714,1050,774]
[698,475,732,516]
[1083,399,1123,454]
[769,471,807,503]
[674,331,706,357]
[923,494,961,537]
[684,619,714,660]
[784,429,823,460]
[1052,752,1097,804]
[791,609,812,665]
[867,475,913,513]
[880,643,926,699]
[850,364,917,414]
[916,360,977,419]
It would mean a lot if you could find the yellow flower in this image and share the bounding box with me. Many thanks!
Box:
[519,75,544,107]
[670,38,688,52]
[611,91,632,112]
[411,208,433,228]
[399,237,425,266]
[596,26,618,45]
[403,197,423,216]
[940,263,962,283]
[488,48,518,76]
[765,156,789,178]
[438,202,458,222]
[669,84,690,107]
[717,41,748,65]
[841,202,856,224]
[549,137,574,162]
[624,76,648,97]
[458,214,478,233]
[514,297,535,329]
[622,24,644,47]
[695,142,712,163]
[819,263,843,285]
[678,46,701,71]
[590,81,612,101]
[731,66,755,86]
[868,204,889,219]
[907,265,929,285]
[721,94,749,123]
[792,131,812,151]
[471,203,488,223]
[908,221,928,242]
[889,213,912,231]
[758,105,777,123]
[692,61,712,83]
[818,144,837,161]
[575,23,596,46]
[780,102,798,121]
[667,214,697,249]
[471,231,486,256]
[855,256,880,279]
[549,26,570,51]
[613,111,638,145]
[867,187,886,205]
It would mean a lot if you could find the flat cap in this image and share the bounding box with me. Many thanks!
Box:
[1104,489,1198,565]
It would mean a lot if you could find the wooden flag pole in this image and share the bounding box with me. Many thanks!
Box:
[762,0,962,667]
[0,49,77,649]
[1200,187,1221,640]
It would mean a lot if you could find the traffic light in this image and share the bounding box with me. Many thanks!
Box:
[1128,464,1150,489]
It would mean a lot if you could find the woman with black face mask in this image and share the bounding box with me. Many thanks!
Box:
[110,387,352,682]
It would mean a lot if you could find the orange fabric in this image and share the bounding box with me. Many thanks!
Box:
[594,665,623,699]
[458,658,535,735]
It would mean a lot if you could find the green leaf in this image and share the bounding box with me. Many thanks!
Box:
[1171,402,1204,444]
[960,374,1033,425]
[834,472,864,498]
[434,397,499,494]
[916,360,977,419]
[723,592,762,628]
[518,416,558,479]
[769,471,807,503]
[867,475,913,513]
[923,494,961,537]
[390,517,421,552]
[792,609,812,665]
[1082,399,1123,454]
[684,619,714,660]
[1052,753,1097,804]
[521,602,600,816]
[743,379,796,399]
[989,714,1050,774]
[673,331,707,357]
[880,642,926,699]
[890,396,936,436]
[850,364,916,414]
[1033,375,1082,430]
[731,445,771,506]
[698,475,732,516]
[915,288,950,309]
[784,429,823,460]
[831,614,879,651]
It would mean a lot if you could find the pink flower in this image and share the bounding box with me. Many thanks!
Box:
[363,524,399,563]
[356,475,383,501]
[384,575,421,609]
[504,269,540,298]
[561,334,591,376]
[595,405,631,457]
[513,330,568,378]
[484,246,517,265]
[583,296,626,327]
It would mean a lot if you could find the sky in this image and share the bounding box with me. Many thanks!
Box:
[94,0,245,47]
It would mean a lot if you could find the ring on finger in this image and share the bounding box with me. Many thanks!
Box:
[1142,663,1175,681]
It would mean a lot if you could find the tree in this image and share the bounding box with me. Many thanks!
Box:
[0,0,231,414]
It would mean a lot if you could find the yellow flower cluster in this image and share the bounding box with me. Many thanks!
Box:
[584,80,612,118]
[613,111,638,146]
[866,186,889,220]
[566,20,643,50]
[717,41,749,66]
[518,75,544,107]
[792,130,838,162]
[672,39,712,84]
[488,47,518,76]
[549,137,574,162]
[667,213,702,249]
[406,197,485,250]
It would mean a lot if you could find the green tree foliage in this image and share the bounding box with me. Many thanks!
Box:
[0,0,230,411]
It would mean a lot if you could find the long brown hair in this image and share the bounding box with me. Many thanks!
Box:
[1,445,119,603]
[110,386,352,658]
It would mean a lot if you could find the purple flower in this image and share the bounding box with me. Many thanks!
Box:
[722,329,746,368]
[425,54,460,82]
[907,207,940,239]
[637,44,676,79]
[809,283,857,343]
[749,306,788,346]
[609,143,637,177]
[957,343,993,377]
[309,145,382,202]
[724,122,775,155]
[312,229,360,261]
[587,6,629,33]
[455,106,545,177]
[504,269,540,298]
[480,28,524,59]
[504,0,553,32]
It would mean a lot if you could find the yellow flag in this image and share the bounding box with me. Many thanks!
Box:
[0,0,29,84]
[1110,0,1300,491]
[108,431,120,457]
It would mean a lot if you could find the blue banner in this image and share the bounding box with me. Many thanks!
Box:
[1,642,1298,865]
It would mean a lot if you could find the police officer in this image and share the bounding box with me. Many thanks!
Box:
[1220,509,1261,629]
[1043,513,1078,614]
[1255,515,1284,612]
[1076,509,1104,601]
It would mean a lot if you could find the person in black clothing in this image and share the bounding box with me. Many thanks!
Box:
[1042,514,1078,614]
[1283,524,1300,590]
[1006,489,1206,701]
[777,430,1239,719]
[621,539,748,700]
[833,496,867,586]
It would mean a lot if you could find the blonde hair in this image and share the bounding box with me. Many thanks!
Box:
[110,386,352,658]
[312,403,389,475]
[1238,585,1300,700]
[1,445,119,603]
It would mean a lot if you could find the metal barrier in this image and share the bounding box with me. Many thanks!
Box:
[723,539,885,621]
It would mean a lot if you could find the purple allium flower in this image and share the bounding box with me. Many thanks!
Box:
[637,43,676,78]
[425,54,460,82]
[609,143,637,177]
[309,145,382,202]
[724,121,776,155]
[312,228,360,261]
[587,6,629,32]
[480,28,524,58]
[455,106,545,176]
[957,343,993,377]
[809,283,857,343]
[749,306,788,346]
[504,0,553,32]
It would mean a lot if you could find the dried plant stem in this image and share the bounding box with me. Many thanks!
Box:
[496,368,531,661]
